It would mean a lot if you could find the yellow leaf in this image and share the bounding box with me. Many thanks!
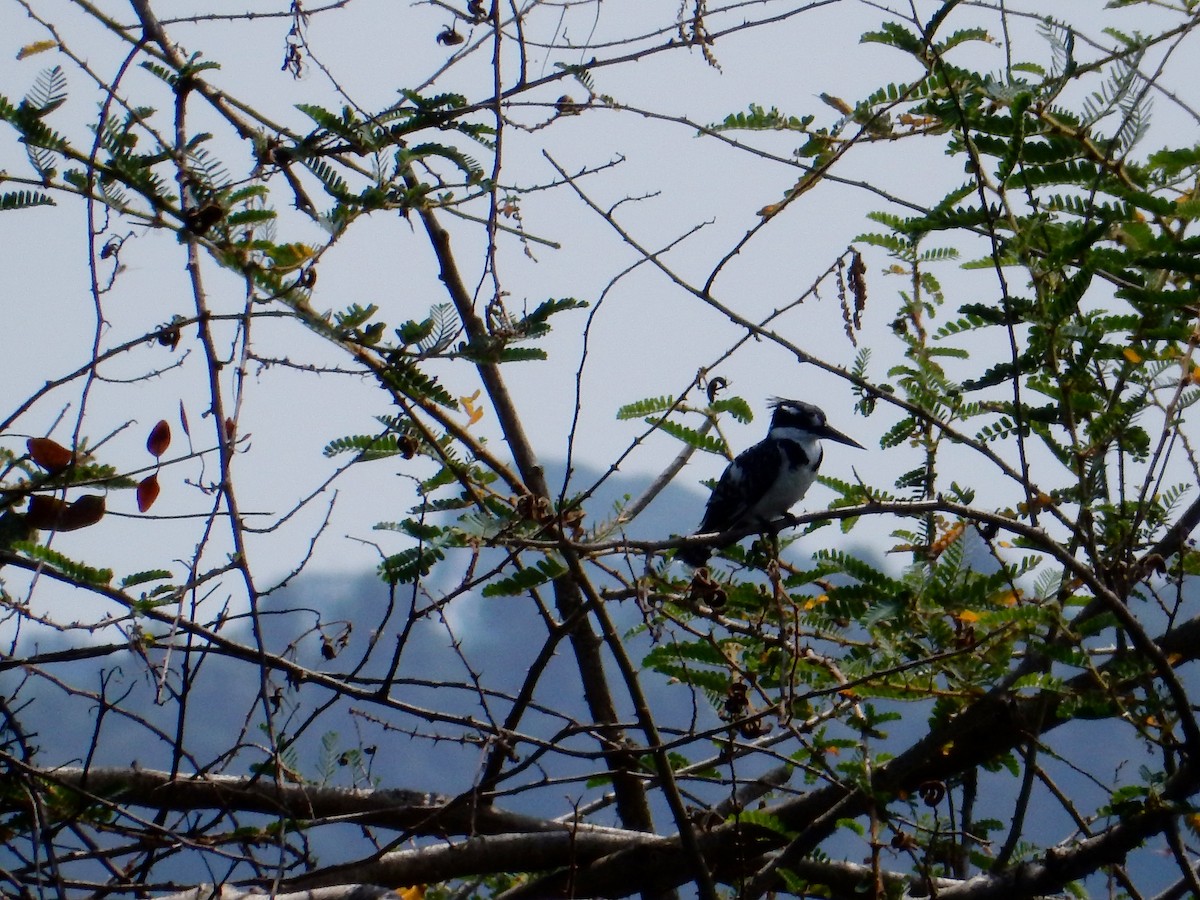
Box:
[929,521,966,559]
[1122,346,1143,364]
[957,610,981,623]
[395,887,425,900]
[1017,492,1054,515]
[803,594,828,610]
[459,389,484,427]
[17,40,58,60]
[265,242,317,271]
[819,93,855,116]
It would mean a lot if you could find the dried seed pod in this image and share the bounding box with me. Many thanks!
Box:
[25,496,69,529]
[147,420,171,457]
[27,437,73,474]
[918,780,946,807]
[137,474,161,513]
[184,201,224,235]
[706,377,728,403]
[27,494,106,531]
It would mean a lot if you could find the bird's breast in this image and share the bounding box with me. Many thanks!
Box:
[745,437,821,520]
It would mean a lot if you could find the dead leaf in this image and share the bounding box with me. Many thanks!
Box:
[460,389,484,427]
[65,494,106,530]
[26,494,106,531]
[17,40,58,60]
[137,474,161,513]
[147,420,171,457]
[27,437,73,474]
[25,496,69,529]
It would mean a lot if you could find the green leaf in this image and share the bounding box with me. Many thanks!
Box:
[0,190,55,211]
[855,231,912,254]
[374,518,445,541]
[515,297,587,339]
[296,103,361,142]
[1136,252,1200,277]
[323,432,414,460]
[997,93,1032,183]
[711,103,813,133]
[13,542,113,585]
[936,27,992,53]
[383,361,457,408]
[262,242,316,269]
[396,316,436,346]
[120,569,173,588]
[880,416,916,449]
[711,397,753,423]
[860,21,924,54]
[24,65,67,115]
[419,303,459,353]
[225,208,276,227]
[1147,144,1200,178]
[813,548,907,593]
[651,663,730,694]
[651,418,728,456]
[379,545,445,585]
[481,556,567,597]
[492,347,548,362]
[297,155,350,200]
[643,640,723,667]
[732,808,795,837]
[617,396,677,419]
[400,141,486,183]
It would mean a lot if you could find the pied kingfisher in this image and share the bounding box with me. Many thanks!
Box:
[678,398,864,567]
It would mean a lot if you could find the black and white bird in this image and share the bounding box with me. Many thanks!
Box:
[678,398,864,567]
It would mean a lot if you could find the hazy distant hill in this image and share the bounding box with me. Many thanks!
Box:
[4,461,1166,893]
[2,461,714,800]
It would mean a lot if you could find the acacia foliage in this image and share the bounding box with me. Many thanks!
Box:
[4,2,1200,899]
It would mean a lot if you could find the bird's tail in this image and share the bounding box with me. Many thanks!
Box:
[676,541,711,568]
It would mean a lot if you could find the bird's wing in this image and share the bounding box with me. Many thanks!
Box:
[697,438,779,534]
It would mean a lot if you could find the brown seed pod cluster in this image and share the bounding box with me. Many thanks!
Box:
[686,567,727,611]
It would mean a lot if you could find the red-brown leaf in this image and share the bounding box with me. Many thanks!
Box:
[25,495,69,529]
[62,494,106,530]
[147,420,171,457]
[27,437,73,473]
[26,494,106,531]
[137,474,161,512]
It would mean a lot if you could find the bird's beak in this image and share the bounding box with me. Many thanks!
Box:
[818,423,865,449]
